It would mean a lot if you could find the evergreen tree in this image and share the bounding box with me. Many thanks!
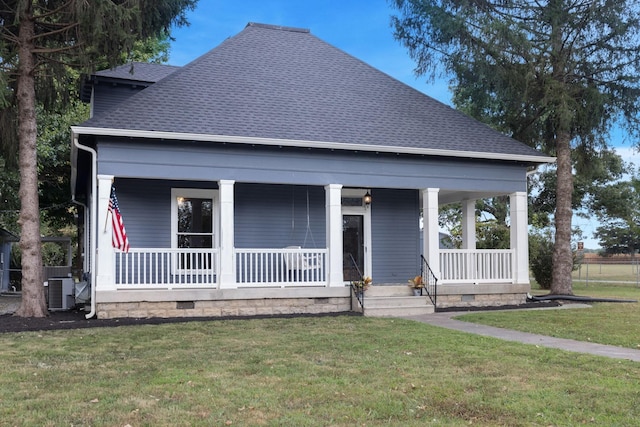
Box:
[391,0,640,295]
[0,0,197,317]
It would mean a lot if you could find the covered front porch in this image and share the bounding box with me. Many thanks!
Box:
[90,175,530,317]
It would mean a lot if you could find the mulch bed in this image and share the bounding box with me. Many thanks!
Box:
[0,310,209,334]
[0,310,362,334]
[0,300,563,334]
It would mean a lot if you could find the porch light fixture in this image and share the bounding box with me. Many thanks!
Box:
[363,191,372,206]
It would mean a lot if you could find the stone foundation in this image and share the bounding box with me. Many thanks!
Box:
[96,296,351,319]
[436,292,527,308]
[92,283,530,318]
[434,282,530,308]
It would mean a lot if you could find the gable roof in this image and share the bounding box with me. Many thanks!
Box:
[93,62,179,82]
[74,23,553,164]
[80,62,179,102]
[0,228,18,242]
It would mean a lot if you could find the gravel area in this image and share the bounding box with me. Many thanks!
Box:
[0,293,21,315]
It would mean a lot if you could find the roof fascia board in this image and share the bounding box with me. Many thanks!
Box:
[71,126,556,164]
[92,75,154,87]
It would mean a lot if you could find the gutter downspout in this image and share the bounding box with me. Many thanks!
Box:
[71,131,97,319]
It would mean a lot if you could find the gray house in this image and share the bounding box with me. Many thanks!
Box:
[71,23,554,319]
[0,228,18,293]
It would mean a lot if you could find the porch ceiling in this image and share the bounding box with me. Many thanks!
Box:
[435,190,512,205]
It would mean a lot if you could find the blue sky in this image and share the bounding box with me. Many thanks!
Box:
[168,0,640,249]
[167,0,450,103]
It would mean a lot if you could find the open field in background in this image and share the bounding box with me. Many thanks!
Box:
[1,314,640,426]
[573,261,640,284]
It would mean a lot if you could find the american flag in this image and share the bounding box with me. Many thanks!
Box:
[109,186,130,252]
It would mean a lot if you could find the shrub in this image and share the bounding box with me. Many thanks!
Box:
[529,231,581,290]
[529,232,554,289]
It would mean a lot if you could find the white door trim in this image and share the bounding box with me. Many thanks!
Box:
[341,189,372,279]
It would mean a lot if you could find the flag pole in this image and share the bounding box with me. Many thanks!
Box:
[104,185,112,233]
[104,209,110,233]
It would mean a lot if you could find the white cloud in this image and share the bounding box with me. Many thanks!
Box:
[614,145,640,172]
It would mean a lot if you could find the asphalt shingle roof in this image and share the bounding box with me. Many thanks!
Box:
[79,23,549,160]
[93,62,179,83]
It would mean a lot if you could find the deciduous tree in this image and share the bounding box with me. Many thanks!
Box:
[591,171,640,257]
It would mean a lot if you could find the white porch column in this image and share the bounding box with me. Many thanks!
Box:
[510,191,529,284]
[422,188,440,277]
[218,180,236,288]
[461,199,476,250]
[96,174,115,291]
[325,184,343,287]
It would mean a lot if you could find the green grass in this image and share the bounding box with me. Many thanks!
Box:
[458,282,640,349]
[1,315,640,426]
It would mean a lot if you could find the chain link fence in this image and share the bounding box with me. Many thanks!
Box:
[575,258,640,287]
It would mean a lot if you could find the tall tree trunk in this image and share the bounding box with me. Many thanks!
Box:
[15,8,48,317]
[550,130,574,295]
[548,0,574,296]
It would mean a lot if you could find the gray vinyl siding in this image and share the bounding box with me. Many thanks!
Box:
[0,240,12,292]
[112,179,217,248]
[371,189,421,283]
[112,180,325,250]
[96,138,529,194]
[235,184,326,248]
[92,85,146,117]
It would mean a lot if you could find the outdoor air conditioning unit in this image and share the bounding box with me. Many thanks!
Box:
[47,277,75,311]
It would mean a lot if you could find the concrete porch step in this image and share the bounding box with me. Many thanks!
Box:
[364,295,430,308]
[361,286,434,317]
[365,304,434,317]
[365,285,419,297]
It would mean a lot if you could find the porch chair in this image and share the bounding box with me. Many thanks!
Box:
[283,246,322,281]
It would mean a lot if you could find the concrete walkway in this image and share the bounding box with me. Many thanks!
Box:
[403,308,640,362]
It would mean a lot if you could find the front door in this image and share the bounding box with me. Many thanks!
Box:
[341,189,372,282]
[343,214,364,281]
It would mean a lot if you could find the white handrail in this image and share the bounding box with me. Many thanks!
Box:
[113,247,328,289]
[439,249,514,283]
[235,248,328,287]
[114,248,219,289]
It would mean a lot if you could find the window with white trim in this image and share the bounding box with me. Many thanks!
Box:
[171,188,218,271]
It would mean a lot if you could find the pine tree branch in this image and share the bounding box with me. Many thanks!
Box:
[0,26,20,44]
[31,22,78,40]
[34,53,82,70]
[32,0,75,20]
[32,43,81,55]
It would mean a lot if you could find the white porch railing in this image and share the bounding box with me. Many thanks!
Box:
[235,248,327,287]
[113,247,328,289]
[439,249,514,284]
[114,248,219,289]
